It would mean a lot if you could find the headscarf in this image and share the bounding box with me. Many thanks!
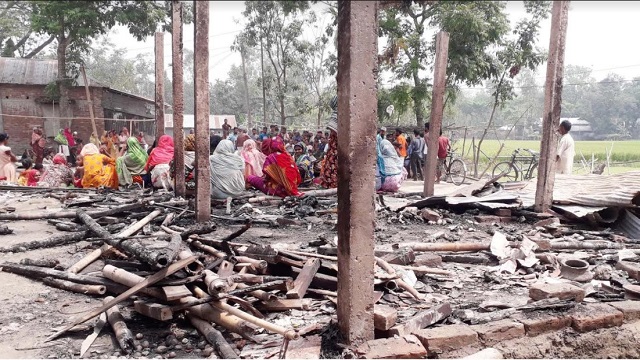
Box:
[377,138,403,178]
[125,137,148,167]
[240,139,266,177]
[210,135,222,153]
[64,128,75,147]
[209,139,245,198]
[80,143,100,156]
[32,128,42,145]
[185,134,196,151]
[263,137,301,196]
[146,135,174,171]
[53,153,67,165]
[269,137,287,154]
[261,138,273,155]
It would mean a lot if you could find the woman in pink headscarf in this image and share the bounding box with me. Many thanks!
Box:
[240,139,266,179]
[144,135,174,190]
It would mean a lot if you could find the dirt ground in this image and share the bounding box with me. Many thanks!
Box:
[0,181,638,359]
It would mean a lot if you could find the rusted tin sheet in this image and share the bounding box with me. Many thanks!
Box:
[617,209,640,239]
[0,57,105,87]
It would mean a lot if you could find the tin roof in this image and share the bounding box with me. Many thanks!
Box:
[0,57,107,87]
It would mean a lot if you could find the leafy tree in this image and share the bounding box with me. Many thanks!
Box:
[240,1,313,125]
[0,1,55,58]
[379,1,511,126]
[28,0,183,123]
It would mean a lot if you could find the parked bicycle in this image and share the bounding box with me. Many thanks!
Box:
[442,151,467,186]
[491,148,539,182]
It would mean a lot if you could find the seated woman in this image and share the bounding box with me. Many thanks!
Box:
[294,142,314,186]
[0,133,18,183]
[247,137,301,197]
[209,139,245,199]
[80,143,118,189]
[18,159,43,186]
[39,153,74,187]
[240,139,266,178]
[116,137,148,188]
[145,135,174,190]
[375,135,407,193]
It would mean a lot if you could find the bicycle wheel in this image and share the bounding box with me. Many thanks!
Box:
[448,159,467,186]
[492,162,519,182]
[526,163,538,180]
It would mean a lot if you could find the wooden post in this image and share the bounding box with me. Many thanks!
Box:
[194,0,211,221]
[155,32,165,140]
[172,0,186,197]
[336,0,378,346]
[80,65,98,137]
[534,1,570,212]
[423,32,449,197]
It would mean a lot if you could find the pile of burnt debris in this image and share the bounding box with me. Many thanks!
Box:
[0,171,638,359]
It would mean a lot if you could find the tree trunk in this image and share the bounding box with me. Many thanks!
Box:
[57,33,72,128]
[240,46,252,130]
[279,96,286,126]
[412,70,424,126]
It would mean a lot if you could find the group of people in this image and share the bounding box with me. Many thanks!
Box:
[4,93,577,199]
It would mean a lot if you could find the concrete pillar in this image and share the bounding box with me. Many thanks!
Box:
[423,32,449,197]
[336,0,378,346]
[194,0,211,221]
[172,0,186,197]
[155,32,165,140]
[535,1,569,212]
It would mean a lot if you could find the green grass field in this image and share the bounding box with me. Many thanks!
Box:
[454,139,640,174]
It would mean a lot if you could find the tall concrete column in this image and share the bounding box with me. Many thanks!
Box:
[172,0,185,197]
[336,0,378,346]
[423,32,449,197]
[535,1,569,212]
[194,0,211,221]
[155,32,165,140]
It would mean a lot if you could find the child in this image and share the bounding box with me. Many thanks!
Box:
[18,159,43,186]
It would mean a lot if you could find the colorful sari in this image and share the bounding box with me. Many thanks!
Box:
[295,142,314,186]
[248,137,301,197]
[0,144,17,183]
[145,135,174,190]
[39,154,74,187]
[375,138,406,193]
[18,169,40,186]
[319,130,337,188]
[240,139,266,178]
[31,129,45,164]
[116,137,148,187]
[80,144,118,189]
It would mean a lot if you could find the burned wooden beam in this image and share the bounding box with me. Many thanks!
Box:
[104,296,135,354]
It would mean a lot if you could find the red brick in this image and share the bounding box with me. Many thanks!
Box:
[413,325,478,355]
[570,303,623,332]
[513,313,572,336]
[421,209,441,222]
[608,300,640,322]
[529,283,585,302]
[356,335,427,359]
[470,320,525,345]
[474,215,511,223]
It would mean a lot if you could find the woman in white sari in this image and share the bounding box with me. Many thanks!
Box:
[0,133,18,183]
[209,139,245,199]
[375,136,407,193]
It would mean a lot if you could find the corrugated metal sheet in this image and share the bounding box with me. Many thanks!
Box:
[617,209,640,239]
[506,171,640,208]
[0,57,106,87]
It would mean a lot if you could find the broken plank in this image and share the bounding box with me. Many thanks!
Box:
[161,285,192,301]
[134,300,173,321]
[256,299,312,312]
[387,303,452,337]
[287,258,321,299]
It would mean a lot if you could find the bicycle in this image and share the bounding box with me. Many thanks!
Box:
[491,148,539,182]
[441,151,467,186]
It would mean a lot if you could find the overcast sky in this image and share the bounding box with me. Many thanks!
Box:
[108,1,640,85]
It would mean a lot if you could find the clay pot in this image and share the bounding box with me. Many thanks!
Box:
[560,258,593,282]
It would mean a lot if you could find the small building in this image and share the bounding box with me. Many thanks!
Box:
[164,114,237,137]
[0,57,163,155]
[537,117,594,140]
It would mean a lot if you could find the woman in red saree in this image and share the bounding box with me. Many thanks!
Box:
[248,137,301,197]
[31,127,46,164]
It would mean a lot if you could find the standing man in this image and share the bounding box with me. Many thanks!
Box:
[556,120,575,174]
[222,118,231,138]
[228,127,239,145]
[395,128,407,160]
[236,128,250,150]
[408,129,425,181]
[251,128,259,141]
[436,129,450,184]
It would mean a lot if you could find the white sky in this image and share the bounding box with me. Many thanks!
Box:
[108,1,640,85]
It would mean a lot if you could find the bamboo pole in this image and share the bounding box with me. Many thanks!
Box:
[80,65,98,137]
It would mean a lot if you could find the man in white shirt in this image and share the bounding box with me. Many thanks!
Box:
[556,120,575,174]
